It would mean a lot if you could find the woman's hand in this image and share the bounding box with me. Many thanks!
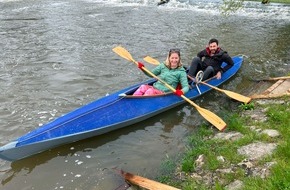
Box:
[174,89,184,96]
[137,62,145,69]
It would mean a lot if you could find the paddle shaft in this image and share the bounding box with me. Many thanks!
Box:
[113,46,226,131]
[187,75,251,104]
[255,76,290,81]
[141,67,226,131]
[145,56,251,104]
[131,60,202,107]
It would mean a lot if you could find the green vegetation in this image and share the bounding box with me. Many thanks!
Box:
[248,0,290,3]
[221,0,244,15]
[221,0,290,15]
[238,102,255,111]
[158,97,290,189]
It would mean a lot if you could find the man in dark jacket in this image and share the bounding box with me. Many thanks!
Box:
[188,38,234,81]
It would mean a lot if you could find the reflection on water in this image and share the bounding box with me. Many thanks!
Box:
[0,0,289,189]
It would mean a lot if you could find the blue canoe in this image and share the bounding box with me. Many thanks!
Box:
[0,56,243,161]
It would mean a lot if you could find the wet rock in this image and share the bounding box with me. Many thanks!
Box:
[261,129,280,137]
[247,125,259,132]
[252,167,270,179]
[213,131,243,141]
[265,161,277,167]
[216,168,234,174]
[237,159,255,176]
[256,100,286,105]
[217,156,225,162]
[242,109,267,122]
[225,180,243,190]
[202,172,216,186]
[245,161,277,179]
[237,159,254,169]
[195,154,205,168]
[237,142,277,160]
[190,172,203,181]
[246,125,262,133]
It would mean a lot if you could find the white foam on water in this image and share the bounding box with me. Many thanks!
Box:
[84,0,290,20]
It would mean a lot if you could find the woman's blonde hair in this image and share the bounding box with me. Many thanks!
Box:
[165,49,182,68]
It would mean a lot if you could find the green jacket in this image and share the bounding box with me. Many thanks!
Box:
[145,63,189,94]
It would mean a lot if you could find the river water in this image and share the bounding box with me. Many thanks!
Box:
[0,0,289,189]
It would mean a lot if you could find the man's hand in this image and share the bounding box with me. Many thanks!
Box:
[216,71,222,79]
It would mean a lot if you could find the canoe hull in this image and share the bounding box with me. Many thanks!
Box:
[0,101,178,161]
[0,56,243,161]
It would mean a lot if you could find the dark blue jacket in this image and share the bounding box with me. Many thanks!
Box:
[197,47,234,74]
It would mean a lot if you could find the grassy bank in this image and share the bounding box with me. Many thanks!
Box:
[158,97,290,189]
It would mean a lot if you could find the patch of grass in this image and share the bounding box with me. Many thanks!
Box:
[266,103,290,127]
[180,114,252,172]
[182,181,209,190]
[158,154,177,183]
[158,97,290,189]
[180,125,214,172]
[269,162,290,189]
[235,100,289,189]
[238,102,255,111]
[243,161,290,189]
[225,112,250,133]
[276,138,290,158]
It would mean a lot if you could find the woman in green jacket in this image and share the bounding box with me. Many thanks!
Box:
[133,49,189,96]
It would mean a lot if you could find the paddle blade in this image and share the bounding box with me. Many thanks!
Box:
[197,106,227,131]
[112,46,137,64]
[120,170,181,190]
[182,95,226,131]
[200,81,252,104]
[223,90,252,104]
[143,56,160,65]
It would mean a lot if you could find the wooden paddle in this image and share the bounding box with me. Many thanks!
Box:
[117,169,181,190]
[113,46,226,131]
[143,56,252,104]
[252,76,290,82]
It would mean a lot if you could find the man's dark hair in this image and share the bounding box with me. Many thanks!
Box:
[209,38,219,45]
